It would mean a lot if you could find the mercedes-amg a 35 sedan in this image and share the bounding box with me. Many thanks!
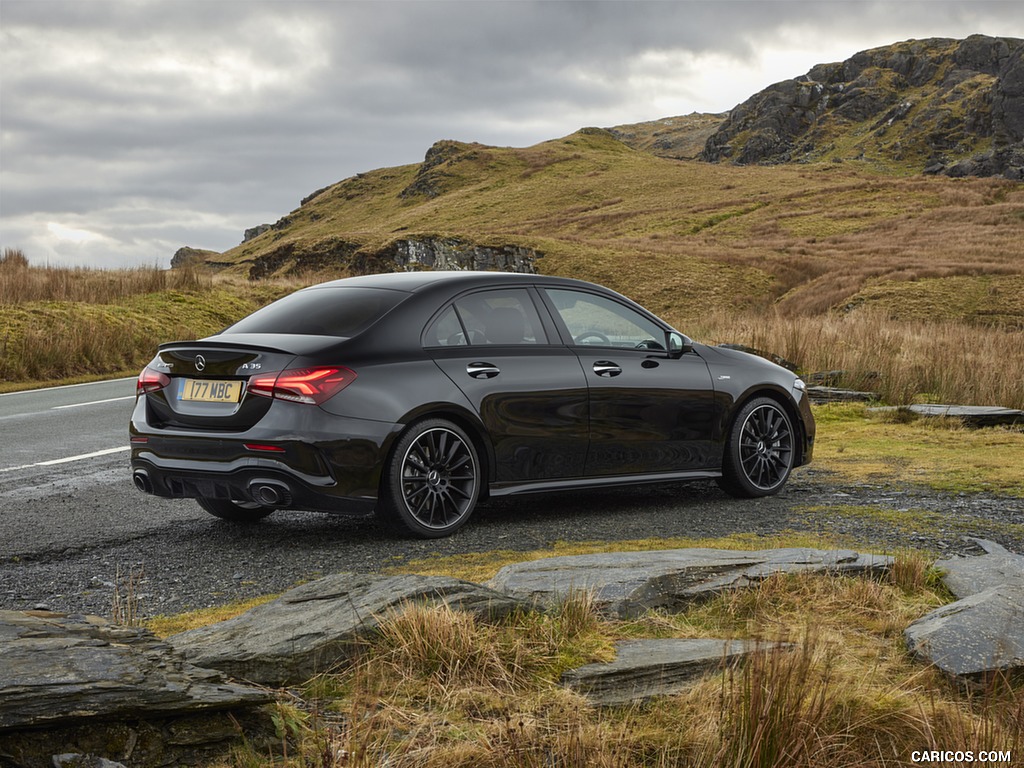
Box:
[130,271,814,537]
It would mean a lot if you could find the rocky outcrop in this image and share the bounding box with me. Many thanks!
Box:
[561,638,790,706]
[0,611,271,732]
[244,236,540,279]
[242,224,271,242]
[388,237,539,273]
[702,35,1024,179]
[487,548,892,619]
[399,140,490,199]
[169,247,218,269]
[905,540,1024,678]
[0,611,274,767]
[168,572,524,687]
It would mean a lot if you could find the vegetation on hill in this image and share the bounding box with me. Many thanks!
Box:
[2,36,1022,408]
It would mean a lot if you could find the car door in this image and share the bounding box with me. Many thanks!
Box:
[539,287,718,476]
[425,287,589,485]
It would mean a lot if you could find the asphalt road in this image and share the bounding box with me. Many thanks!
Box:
[1,378,1021,620]
[0,377,205,560]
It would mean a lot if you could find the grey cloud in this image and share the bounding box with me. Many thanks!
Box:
[2,0,1023,268]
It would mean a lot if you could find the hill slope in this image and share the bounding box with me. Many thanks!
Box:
[192,36,1024,329]
[208,125,1024,328]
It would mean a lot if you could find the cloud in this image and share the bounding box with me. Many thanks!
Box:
[1,0,1022,268]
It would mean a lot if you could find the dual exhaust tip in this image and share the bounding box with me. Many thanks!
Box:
[131,470,293,509]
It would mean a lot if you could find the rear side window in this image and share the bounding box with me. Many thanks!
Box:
[223,287,406,337]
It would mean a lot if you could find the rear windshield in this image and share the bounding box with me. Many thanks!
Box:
[222,287,406,337]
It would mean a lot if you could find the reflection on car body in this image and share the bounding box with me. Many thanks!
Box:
[130,271,814,538]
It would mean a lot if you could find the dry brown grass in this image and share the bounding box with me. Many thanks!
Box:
[680,308,1024,410]
[222,562,1021,768]
[0,251,212,305]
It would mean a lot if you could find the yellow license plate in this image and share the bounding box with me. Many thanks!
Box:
[178,379,242,403]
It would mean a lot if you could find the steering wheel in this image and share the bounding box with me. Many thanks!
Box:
[634,339,665,351]
[574,331,611,345]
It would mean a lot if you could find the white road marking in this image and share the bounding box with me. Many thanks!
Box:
[0,376,136,397]
[52,396,136,410]
[0,446,130,473]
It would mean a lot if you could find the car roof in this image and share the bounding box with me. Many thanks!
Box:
[308,270,600,293]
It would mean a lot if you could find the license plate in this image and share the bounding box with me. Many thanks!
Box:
[178,379,242,403]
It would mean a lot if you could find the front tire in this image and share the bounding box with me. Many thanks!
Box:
[378,419,481,538]
[717,397,795,498]
[196,497,275,523]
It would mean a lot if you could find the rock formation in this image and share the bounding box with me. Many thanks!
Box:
[701,35,1024,179]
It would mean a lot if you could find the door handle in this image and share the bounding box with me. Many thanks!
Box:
[467,362,500,379]
[593,361,622,377]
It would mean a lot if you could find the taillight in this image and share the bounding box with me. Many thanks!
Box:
[247,366,356,405]
[137,366,170,396]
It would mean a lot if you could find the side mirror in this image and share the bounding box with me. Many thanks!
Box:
[666,331,693,359]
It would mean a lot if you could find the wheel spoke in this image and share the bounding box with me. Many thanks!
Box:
[737,404,794,491]
[400,427,478,531]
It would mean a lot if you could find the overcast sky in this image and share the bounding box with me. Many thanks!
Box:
[2,1,1021,269]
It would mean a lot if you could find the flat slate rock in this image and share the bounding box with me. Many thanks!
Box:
[561,638,787,706]
[487,548,892,618]
[0,611,272,732]
[868,404,1024,427]
[936,539,1024,599]
[905,585,1024,677]
[169,572,524,687]
[806,386,878,404]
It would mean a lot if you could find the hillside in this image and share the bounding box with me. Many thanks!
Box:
[203,125,1023,329]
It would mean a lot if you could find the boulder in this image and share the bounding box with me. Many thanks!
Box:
[169,573,524,687]
[0,611,271,732]
[561,638,790,706]
[487,548,892,619]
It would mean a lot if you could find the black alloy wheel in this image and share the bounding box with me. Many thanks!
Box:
[380,419,481,538]
[717,397,795,498]
[197,497,276,523]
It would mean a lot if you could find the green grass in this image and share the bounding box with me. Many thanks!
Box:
[813,404,1024,496]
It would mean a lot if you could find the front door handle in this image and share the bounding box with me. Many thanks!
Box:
[593,361,622,377]
[467,362,500,379]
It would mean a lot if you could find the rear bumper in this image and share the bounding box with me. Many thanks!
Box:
[129,401,402,515]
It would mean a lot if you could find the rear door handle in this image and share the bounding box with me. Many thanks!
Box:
[593,361,622,377]
[467,362,500,379]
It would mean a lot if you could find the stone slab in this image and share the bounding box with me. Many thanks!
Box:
[487,548,892,618]
[561,638,786,706]
[936,539,1024,600]
[868,404,1024,427]
[0,611,272,732]
[905,585,1024,677]
[169,572,524,687]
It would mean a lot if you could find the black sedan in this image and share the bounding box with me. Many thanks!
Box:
[130,271,814,538]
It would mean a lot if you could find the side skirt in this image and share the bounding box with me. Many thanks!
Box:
[488,470,721,498]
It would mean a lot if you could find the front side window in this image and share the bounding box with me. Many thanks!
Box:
[543,289,664,349]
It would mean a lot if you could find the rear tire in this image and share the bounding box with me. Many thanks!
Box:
[717,397,795,498]
[196,497,275,523]
[378,418,481,538]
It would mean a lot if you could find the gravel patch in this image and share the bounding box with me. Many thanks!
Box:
[1,469,1021,620]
